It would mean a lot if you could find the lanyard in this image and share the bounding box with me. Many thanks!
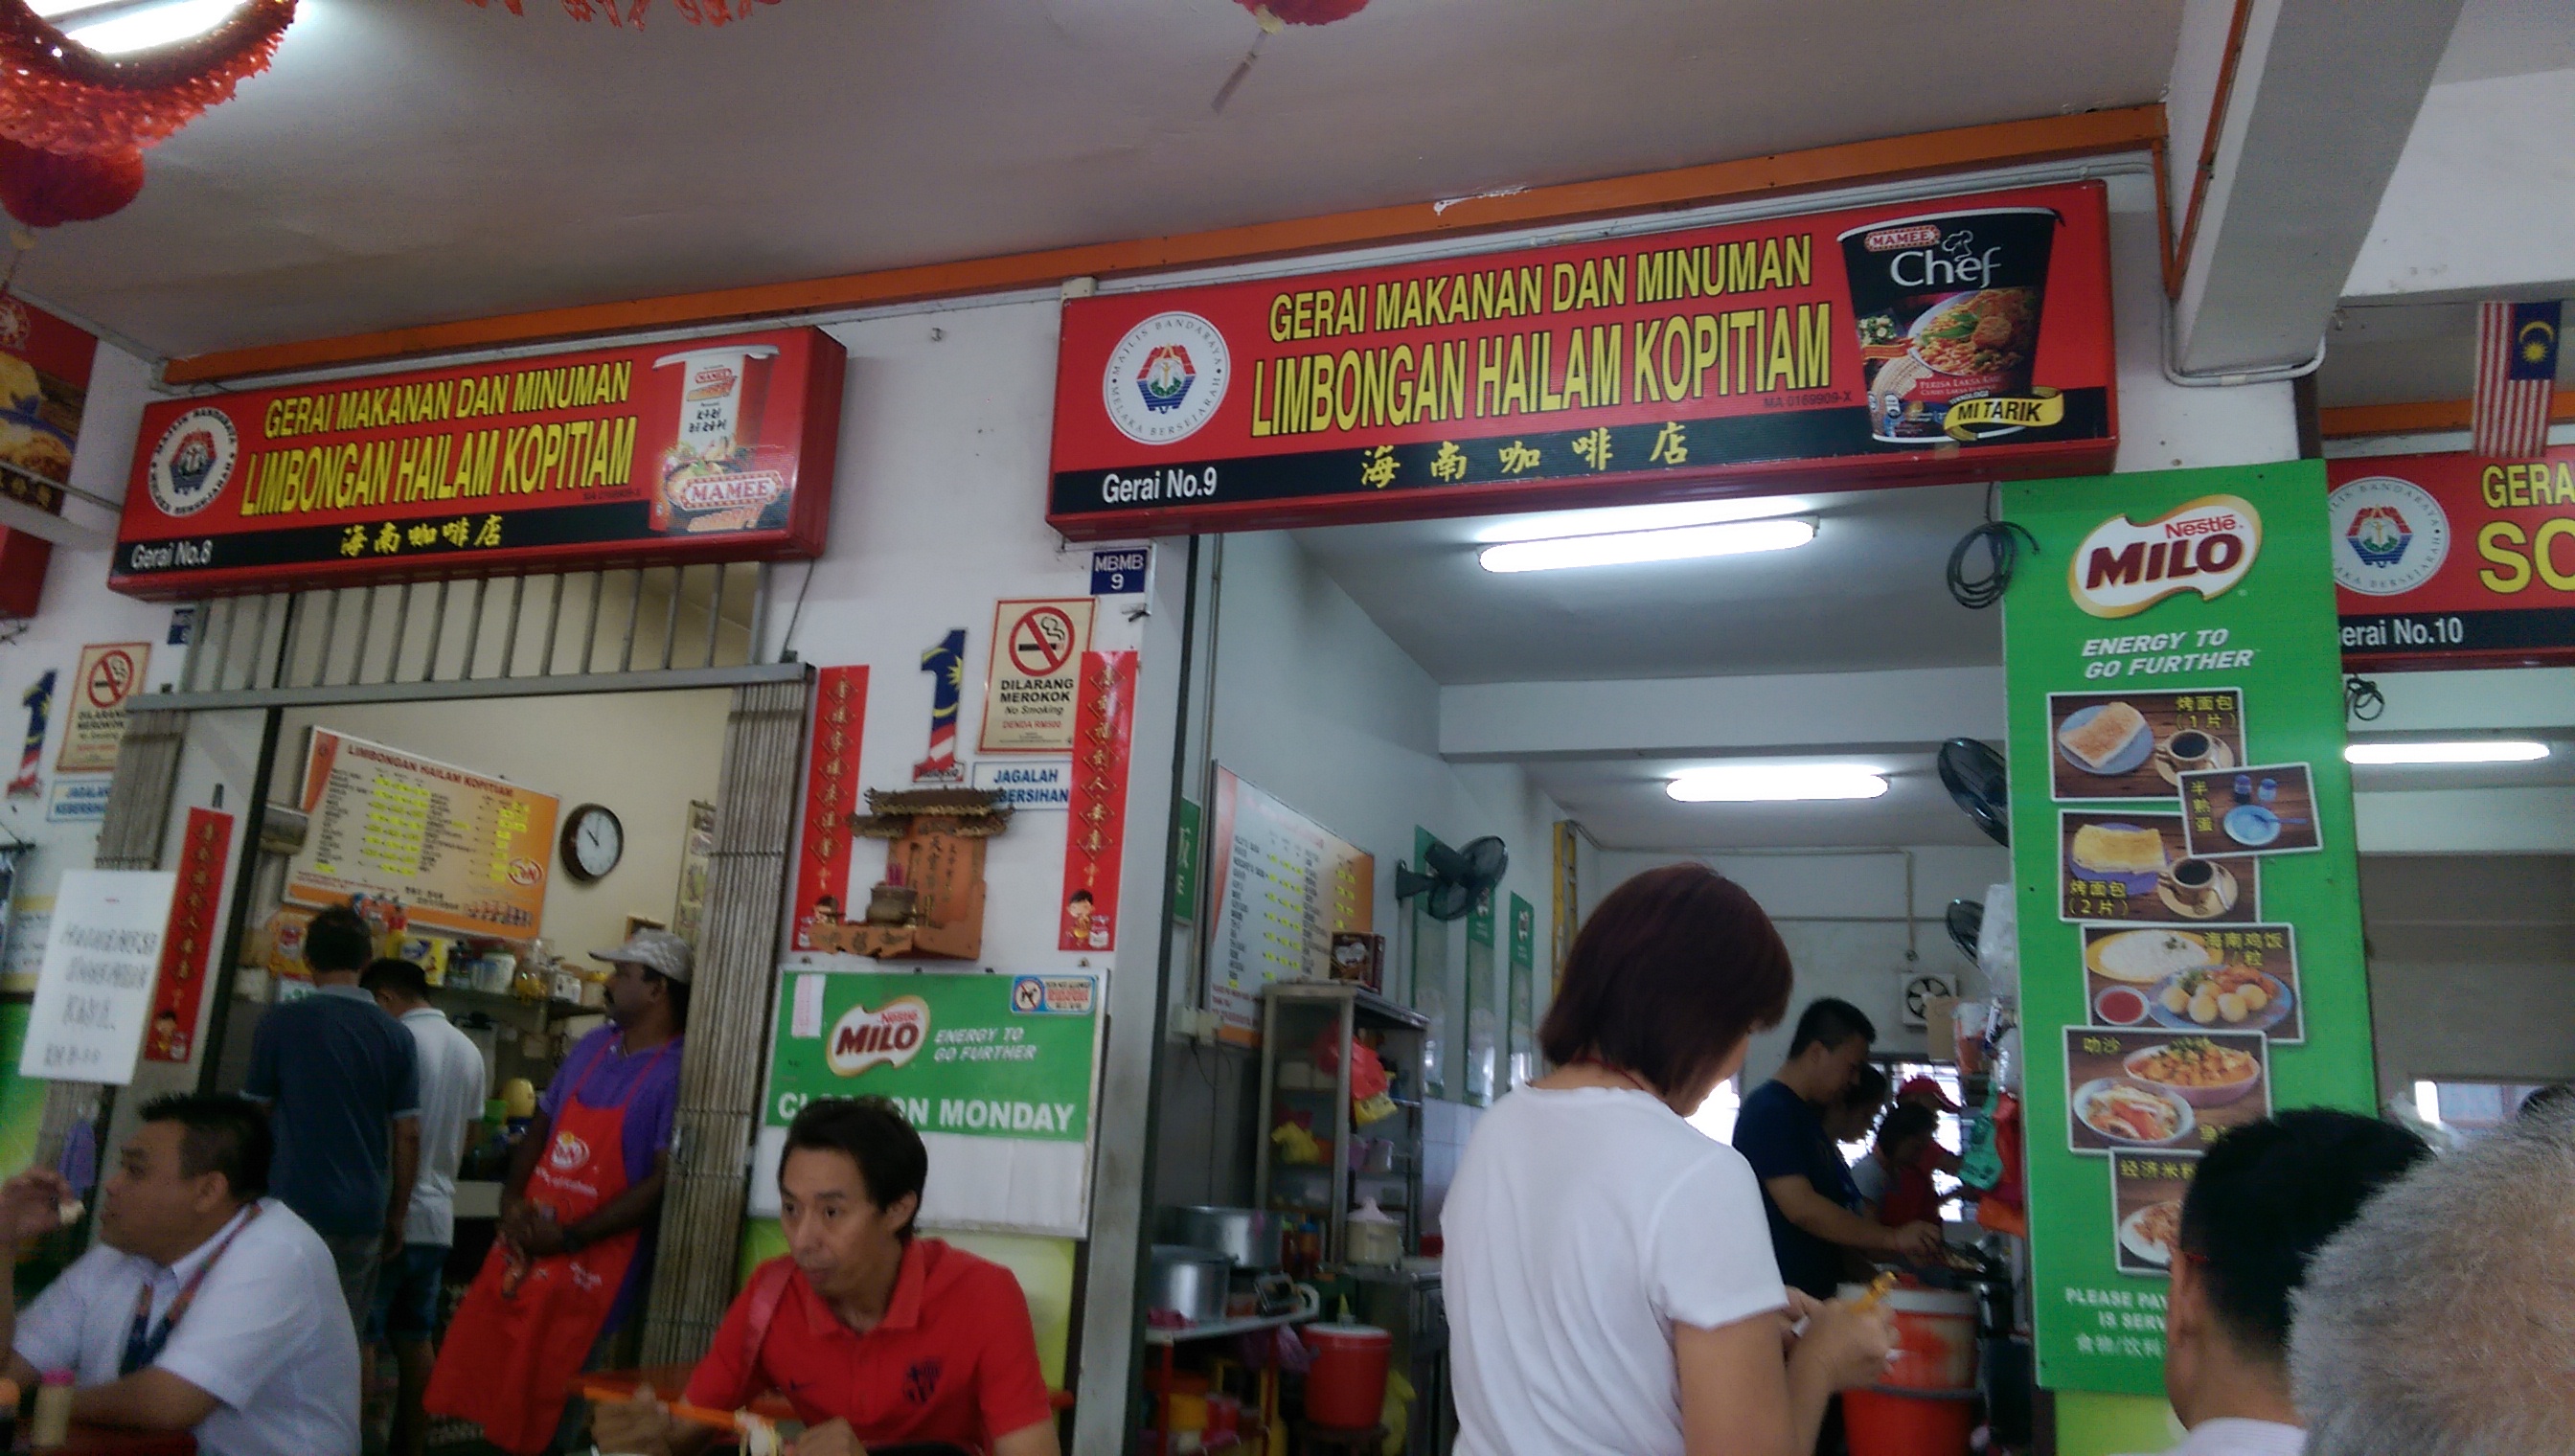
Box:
[121,1204,262,1376]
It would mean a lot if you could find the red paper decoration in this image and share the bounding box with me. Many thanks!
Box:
[462,0,781,26]
[1235,0,1371,26]
[0,1,295,160]
[0,136,143,228]
[0,0,296,229]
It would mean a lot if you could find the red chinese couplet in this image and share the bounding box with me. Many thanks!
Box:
[792,665,869,952]
[146,808,234,1064]
[1060,650,1137,952]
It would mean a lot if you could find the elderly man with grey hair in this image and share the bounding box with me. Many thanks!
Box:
[2290,1103,2575,1456]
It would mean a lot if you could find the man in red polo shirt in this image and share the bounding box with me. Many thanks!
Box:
[593,1098,1056,1456]
[1875,1078,1964,1228]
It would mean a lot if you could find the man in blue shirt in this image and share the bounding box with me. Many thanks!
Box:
[1733,998,1940,1297]
[243,904,421,1330]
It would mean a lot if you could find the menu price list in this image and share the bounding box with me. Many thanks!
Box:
[287,731,557,939]
[1205,768,1374,1040]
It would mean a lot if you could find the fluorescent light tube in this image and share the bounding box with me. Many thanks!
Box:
[1475,496,1807,544]
[2344,740,2548,765]
[1666,765,1889,803]
[62,0,242,55]
[1479,517,1815,574]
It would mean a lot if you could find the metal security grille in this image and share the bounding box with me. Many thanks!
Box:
[156,559,787,709]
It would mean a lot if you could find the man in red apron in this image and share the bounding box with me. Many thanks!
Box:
[425,931,692,1454]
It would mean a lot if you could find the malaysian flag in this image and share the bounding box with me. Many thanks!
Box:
[2472,299,2562,457]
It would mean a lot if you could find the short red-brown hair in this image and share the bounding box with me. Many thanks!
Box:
[1538,862,1793,1096]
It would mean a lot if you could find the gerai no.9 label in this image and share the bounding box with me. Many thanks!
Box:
[2069,495,2264,619]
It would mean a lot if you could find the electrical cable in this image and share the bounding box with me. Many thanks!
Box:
[1946,483,2039,610]
[2345,675,2386,723]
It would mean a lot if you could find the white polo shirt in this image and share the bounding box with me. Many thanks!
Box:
[14,1197,359,1456]
[400,1004,492,1246]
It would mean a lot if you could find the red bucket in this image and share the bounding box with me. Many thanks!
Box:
[1844,1387,1977,1456]
[1301,1323,1392,1429]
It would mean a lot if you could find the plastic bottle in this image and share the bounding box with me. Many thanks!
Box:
[32,1369,74,1448]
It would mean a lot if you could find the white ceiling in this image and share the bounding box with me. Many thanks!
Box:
[1290,481,2002,685]
[1529,752,2003,851]
[21,0,2184,358]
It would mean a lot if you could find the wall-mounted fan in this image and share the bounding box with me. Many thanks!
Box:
[1937,738,2010,847]
[1397,835,1508,921]
[1946,897,1985,964]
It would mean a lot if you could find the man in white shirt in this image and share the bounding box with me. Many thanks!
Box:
[363,956,491,1456]
[2128,1109,2428,1456]
[0,1092,360,1456]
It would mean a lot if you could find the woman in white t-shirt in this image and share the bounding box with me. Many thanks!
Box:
[1444,863,1892,1456]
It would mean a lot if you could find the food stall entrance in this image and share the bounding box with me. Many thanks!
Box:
[1037,177,2135,1456]
[63,321,850,1451]
[142,565,794,1455]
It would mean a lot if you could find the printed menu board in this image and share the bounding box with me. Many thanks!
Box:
[284,730,559,939]
[2004,463,2375,1399]
[1204,766,1374,1044]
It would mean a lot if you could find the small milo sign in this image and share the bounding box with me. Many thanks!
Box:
[767,969,1100,1144]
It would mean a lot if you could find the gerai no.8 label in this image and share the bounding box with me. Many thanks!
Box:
[2069,495,2263,619]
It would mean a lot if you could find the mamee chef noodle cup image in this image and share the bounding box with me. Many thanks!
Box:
[1838,207,2059,444]
[650,344,785,535]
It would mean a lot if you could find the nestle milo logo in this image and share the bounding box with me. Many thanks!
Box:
[826,995,928,1078]
[2070,495,2262,620]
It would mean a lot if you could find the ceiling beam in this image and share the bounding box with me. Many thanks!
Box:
[160,105,2164,386]
[1441,667,2006,762]
[2166,0,2464,374]
[2320,388,2575,440]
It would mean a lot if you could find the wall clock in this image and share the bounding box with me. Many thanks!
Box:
[560,804,624,883]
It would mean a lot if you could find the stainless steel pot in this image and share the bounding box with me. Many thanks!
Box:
[1147,1243,1233,1325]
[1156,1205,1287,1270]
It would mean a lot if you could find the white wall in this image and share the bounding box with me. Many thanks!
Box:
[763,300,1157,972]
[1580,845,2009,1081]
[1203,530,1564,1022]
[268,691,733,962]
[0,542,194,904]
[2360,854,2575,1093]
[1152,530,1564,1210]
[2345,68,2575,302]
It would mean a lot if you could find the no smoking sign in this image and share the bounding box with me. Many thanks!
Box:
[980,598,1096,754]
[1008,606,1080,677]
[58,641,151,775]
[84,648,138,709]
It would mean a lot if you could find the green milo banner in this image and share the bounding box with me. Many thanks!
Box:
[760,968,1102,1236]
[2003,462,2375,1399]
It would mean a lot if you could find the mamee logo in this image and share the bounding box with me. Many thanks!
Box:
[148,407,239,520]
[1863,224,1942,252]
[1102,311,1230,446]
[827,995,929,1078]
[2069,495,2262,619]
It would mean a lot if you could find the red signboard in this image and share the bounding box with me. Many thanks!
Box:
[109,327,845,599]
[1047,182,2115,537]
[1060,649,1136,952]
[2331,448,2575,670]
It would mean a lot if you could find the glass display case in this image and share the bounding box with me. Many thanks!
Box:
[1253,981,1429,1264]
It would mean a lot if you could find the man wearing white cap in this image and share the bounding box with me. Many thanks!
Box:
[423,930,691,1454]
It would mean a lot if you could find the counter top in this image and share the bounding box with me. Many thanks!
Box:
[18,1424,195,1453]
